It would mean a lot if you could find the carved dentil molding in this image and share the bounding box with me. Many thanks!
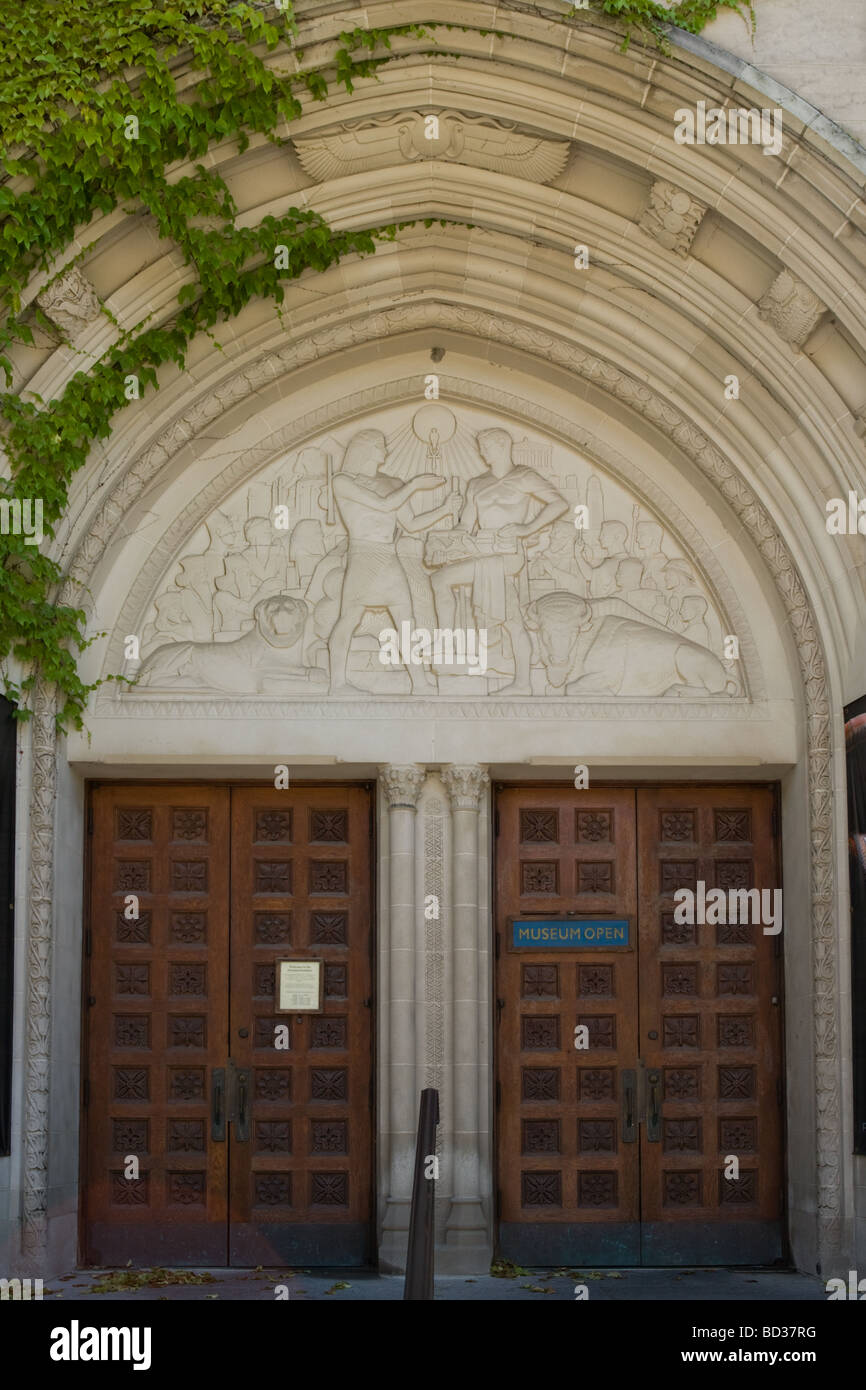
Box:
[758,270,827,347]
[379,764,426,808]
[96,695,758,720]
[293,109,570,185]
[442,765,490,810]
[638,181,707,257]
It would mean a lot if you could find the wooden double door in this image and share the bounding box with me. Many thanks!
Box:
[496,786,784,1266]
[82,784,373,1267]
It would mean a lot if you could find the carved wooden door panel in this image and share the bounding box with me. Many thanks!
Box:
[228,786,373,1266]
[494,784,784,1267]
[84,786,231,1264]
[636,787,783,1264]
[495,788,641,1265]
[84,783,374,1267]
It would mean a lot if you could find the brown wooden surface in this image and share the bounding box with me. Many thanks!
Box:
[84,786,230,1264]
[227,786,373,1265]
[83,783,373,1267]
[495,789,640,1236]
[495,784,784,1266]
[636,787,783,1239]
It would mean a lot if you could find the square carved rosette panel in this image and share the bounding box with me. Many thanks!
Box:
[637,787,782,1239]
[496,788,640,1246]
[228,786,372,1263]
[85,786,230,1265]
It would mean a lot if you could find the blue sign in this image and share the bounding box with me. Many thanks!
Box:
[511,918,630,948]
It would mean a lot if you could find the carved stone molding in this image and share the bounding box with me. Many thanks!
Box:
[442,765,490,810]
[36,266,102,339]
[34,299,839,1265]
[758,270,827,347]
[97,694,760,720]
[379,764,426,809]
[638,181,707,257]
[293,109,570,184]
[21,681,57,1259]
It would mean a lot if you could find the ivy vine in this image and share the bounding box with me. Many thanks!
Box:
[0,0,757,731]
[587,1,755,49]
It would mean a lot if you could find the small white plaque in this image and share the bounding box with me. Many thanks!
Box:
[277,959,323,1013]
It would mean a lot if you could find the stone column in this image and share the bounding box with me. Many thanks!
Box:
[378,764,426,1270]
[442,764,490,1269]
[22,682,57,1267]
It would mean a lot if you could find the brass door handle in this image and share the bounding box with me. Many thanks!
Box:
[211,1068,226,1142]
[621,1069,637,1142]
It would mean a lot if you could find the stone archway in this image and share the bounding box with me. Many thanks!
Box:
[21,304,838,1270]
[14,4,865,1274]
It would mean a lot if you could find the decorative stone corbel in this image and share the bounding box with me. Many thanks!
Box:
[638,180,707,257]
[758,270,826,347]
[36,265,102,340]
[293,110,570,185]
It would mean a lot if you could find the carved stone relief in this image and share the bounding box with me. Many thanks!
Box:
[36,266,102,339]
[638,181,707,257]
[293,110,570,184]
[134,406,739,700]
[758,270,827,347]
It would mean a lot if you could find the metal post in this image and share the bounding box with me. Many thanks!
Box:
[403,1088,440,1300]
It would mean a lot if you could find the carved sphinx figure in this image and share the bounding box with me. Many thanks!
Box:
[525,592,736,697]
[137,594,327,694]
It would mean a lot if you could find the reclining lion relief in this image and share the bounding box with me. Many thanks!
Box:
[138,594,327,695]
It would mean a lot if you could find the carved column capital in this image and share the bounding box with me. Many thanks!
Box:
[442,764,490,810]
[379,764,425,809]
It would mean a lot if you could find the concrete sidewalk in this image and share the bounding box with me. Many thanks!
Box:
[40,1266,826,1301]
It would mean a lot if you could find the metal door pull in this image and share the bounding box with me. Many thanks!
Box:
[236,1066,250,1142]
[211,1068,226,1142]
[621,1069,637,1142]
[647,1071,661,1142]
